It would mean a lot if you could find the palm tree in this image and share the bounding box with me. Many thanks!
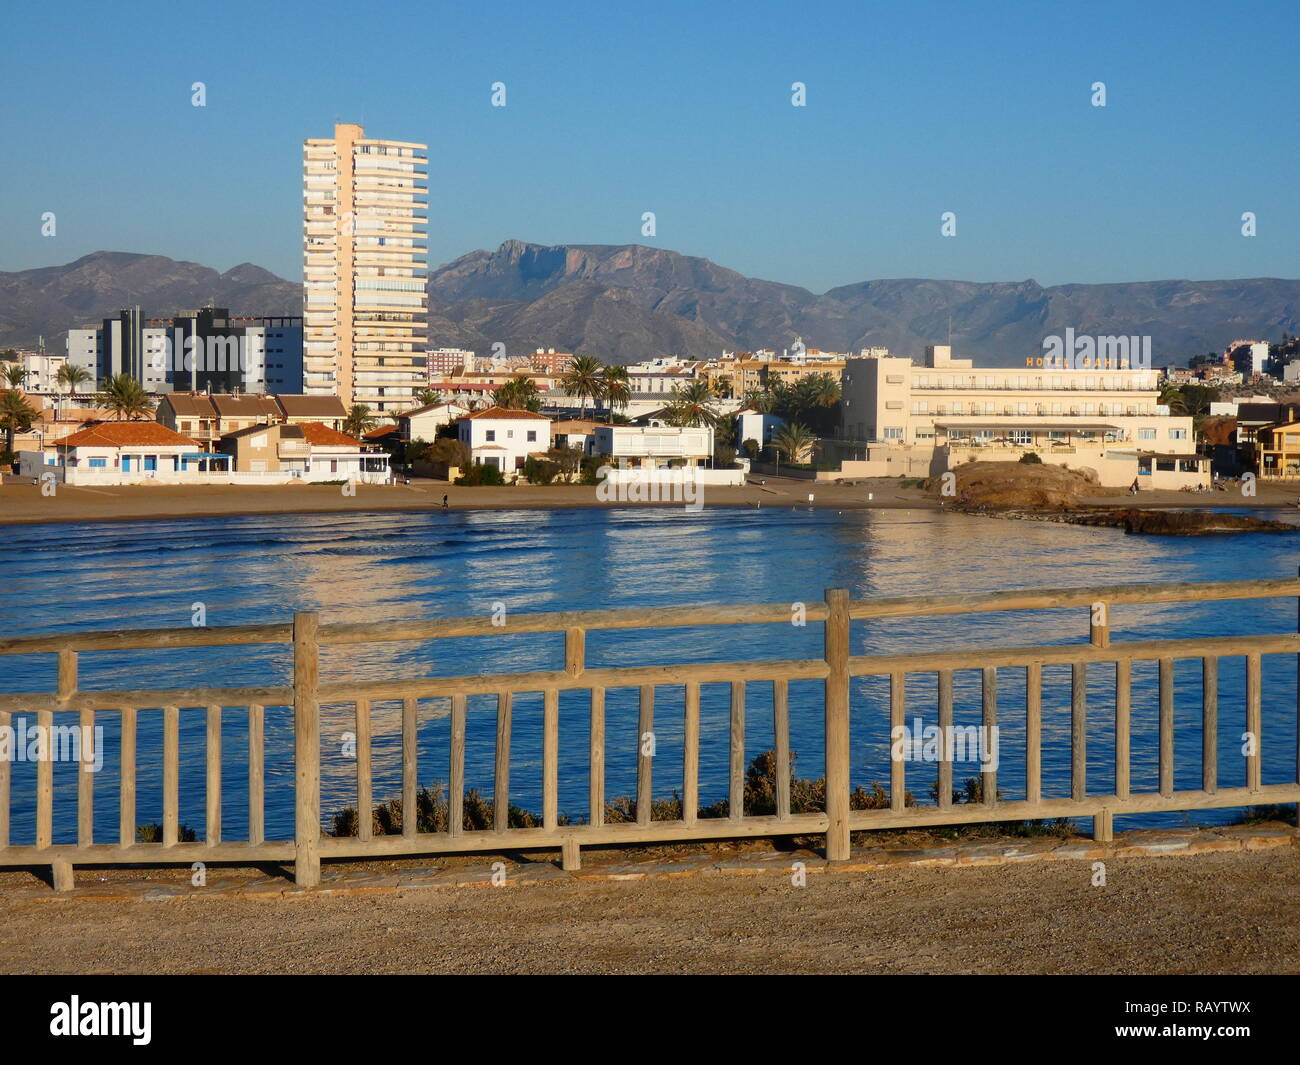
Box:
[413,388,442,407]
[343,404,379,438]
[2,364,26,390]
[601,365,630,422]
[773,421,818,465]
[0,389,39,461]
[497,374,542,412]
[561,355,605,418]
[1158,383,1189,415]
[741,386,773,414]
[665,381,719,428]
[102,374,153,420]
[56,363,92,396]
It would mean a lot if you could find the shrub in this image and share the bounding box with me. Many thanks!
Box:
[329,785,554,837]
[522,455,561,485]
[1019,451,1043,464]
[136,822,198,843]
[454,463,506,486]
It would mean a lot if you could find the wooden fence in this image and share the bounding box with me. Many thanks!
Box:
[0,577,1297,890]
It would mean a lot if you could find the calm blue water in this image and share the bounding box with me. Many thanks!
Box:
[1,505,1296,844]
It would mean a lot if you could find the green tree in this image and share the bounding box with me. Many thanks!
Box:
[102,374,153,420]
[497,374,542,412]
[56,363,92,395]
[773,421,818,465]
[2,363,28,389]
[665,381,719,428]
[561,355,605,418]
[413,388,442,407]
[601,365,630,422]
[0,389,39,460]
[342,404,379,438]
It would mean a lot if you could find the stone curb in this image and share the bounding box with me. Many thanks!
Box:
[2,826,1296,903]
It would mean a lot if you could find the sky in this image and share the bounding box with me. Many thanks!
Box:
[1,0,1297,292]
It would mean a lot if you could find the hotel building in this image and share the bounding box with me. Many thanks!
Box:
[303,122,428,413]
[837,345,1207,489]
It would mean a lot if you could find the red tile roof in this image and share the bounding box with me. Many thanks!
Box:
[300,421,364,447]
[58,421,198,449]
[460,405,550,421]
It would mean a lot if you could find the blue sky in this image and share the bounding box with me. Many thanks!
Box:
[2,0,1296,291]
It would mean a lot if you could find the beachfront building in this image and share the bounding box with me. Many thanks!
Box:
[592,424,714,469]
[551,418,600,456]
[218,421,390,483]
[836,345,1207,488]
[18,421,227,485]
[456,406,551,478]
[303,122,428,414]
[1257,419,1300,480]
[735,408,784,451]
[399,401,470,442]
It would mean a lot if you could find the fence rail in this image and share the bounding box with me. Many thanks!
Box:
[1,577,1297,890]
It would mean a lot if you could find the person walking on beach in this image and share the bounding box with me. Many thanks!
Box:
[442,494,448,509]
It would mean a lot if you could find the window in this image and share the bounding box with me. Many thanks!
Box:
[88,457,107,468]
[1138,428,1156,440]
[485,429,496,441]
[883,427,903,440]
[1010,429,1033,445]
[1169,428,1188,440]
[527,430,537,442]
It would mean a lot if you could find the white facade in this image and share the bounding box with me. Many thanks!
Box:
[457,407,551,477]
[735,409,784,449]
[592,424,714,467]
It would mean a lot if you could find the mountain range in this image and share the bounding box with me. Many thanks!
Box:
[4,243,1299,367]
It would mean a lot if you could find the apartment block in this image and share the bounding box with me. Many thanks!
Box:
[837,344,1205,488]
[64,307,303,394]
[303,122,428,414]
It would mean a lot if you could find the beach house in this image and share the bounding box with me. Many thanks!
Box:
[456,406,551,478]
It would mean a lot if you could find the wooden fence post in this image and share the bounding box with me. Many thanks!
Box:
[294,612,321,888]
[824,588,851,862]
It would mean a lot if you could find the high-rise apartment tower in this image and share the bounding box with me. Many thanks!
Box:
[302,122,428,413]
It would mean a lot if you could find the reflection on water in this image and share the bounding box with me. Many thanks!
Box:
[0,505,1295,843]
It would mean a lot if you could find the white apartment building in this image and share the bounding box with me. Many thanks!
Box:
[839,345,1206,488]
[13,351,67,394]
[303,122,428,414]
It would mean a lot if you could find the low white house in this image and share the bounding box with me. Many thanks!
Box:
[33,421,223,485]
[592,424,714,468]
[457,406,551,478]
[735,408,784,451]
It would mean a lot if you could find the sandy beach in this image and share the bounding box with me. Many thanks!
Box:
[0,475,1294,526]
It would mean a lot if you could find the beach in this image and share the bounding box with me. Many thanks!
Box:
[0,475,1293,526]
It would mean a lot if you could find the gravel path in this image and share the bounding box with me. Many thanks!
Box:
[3,849,1297,974]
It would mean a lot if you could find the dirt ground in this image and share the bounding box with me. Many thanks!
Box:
[3,848,1297,975]
[0,475,1293,526]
